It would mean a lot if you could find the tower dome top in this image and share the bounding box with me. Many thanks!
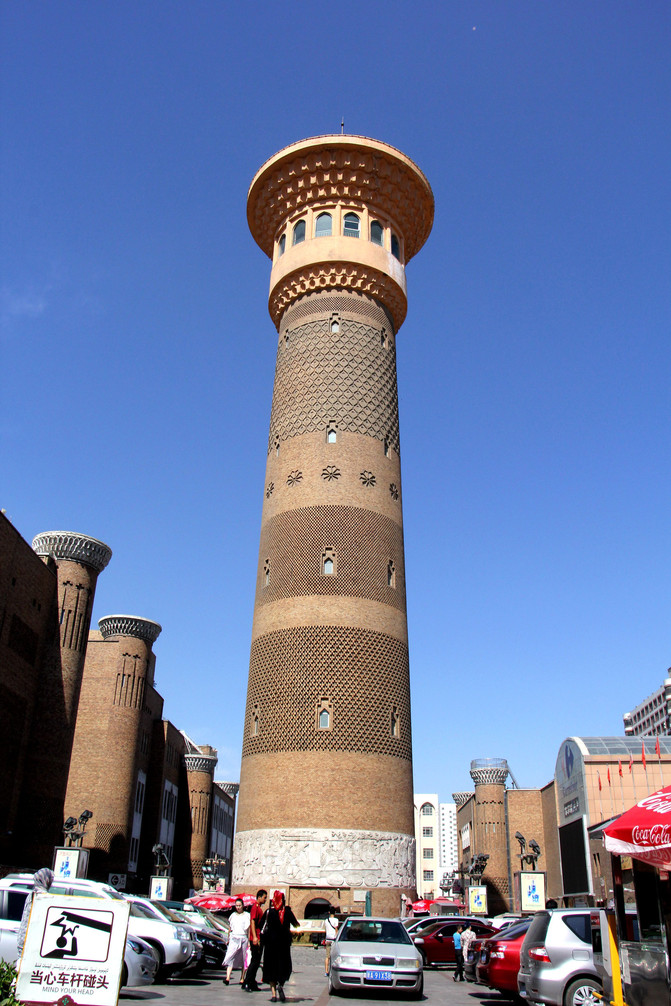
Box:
[98,615,162,644]
[32,531,112,572]
[247,134,434,260]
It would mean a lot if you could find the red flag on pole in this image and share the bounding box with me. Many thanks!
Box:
[642,741,647,770]
[618,759,623,778]
[656,736,661,758]
[598,772,602,792]
[607,767,611,785]
[629,752,634,773]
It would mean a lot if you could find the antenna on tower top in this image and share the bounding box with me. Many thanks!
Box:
[341,117,344,134]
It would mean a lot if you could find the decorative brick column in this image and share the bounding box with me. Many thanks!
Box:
[184,746,218,889]
[64,614,162,874]
[470,758,510,912]
[234,135,433,913]
[20,531,112,858]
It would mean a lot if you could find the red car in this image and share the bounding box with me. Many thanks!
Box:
[476,918,531,994]
[413,917,498,967]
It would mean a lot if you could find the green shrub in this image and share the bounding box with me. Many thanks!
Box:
[0,960,21,1006]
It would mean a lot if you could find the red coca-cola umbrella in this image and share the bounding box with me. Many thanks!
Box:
[411,899,434,913]
[603,785,671,869]
[187,892,257,911]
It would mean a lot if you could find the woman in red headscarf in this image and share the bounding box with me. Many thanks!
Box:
[261,890,299,1002]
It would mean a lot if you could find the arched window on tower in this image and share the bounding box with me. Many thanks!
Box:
[278,234,286,256]
[252,704,260,736]
[293,219,306,245]
[316,696,333,731]
[264,559,270,587]
[370,220,384,246]
[315,212,332,237]
[387,560,396,588]
[327,425,337,444]
[343,212,360,238]
[322,548,336,576]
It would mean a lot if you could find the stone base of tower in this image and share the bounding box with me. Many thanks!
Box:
[232,827,416,917]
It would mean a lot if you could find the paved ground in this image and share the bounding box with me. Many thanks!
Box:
[119,947,516,1006]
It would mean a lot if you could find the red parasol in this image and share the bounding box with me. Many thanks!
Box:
[187,892,256,910]
[603,785,671,869]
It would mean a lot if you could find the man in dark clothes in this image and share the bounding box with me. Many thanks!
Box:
[243,889,268,991]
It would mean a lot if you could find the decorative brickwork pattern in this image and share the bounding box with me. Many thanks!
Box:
[243,624,411,760]
[256,505,405,611]
[281,290,393,331]
[269,262,407,330]
[268,315,400,453]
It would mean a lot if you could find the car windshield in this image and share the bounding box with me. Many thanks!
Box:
[149,901,182,923]
[342,920,412,945]
[489,920,531,941]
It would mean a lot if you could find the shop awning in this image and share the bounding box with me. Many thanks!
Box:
[603,785,671,869]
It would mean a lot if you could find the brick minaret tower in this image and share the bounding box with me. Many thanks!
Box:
[470,758,510,913]
[233,135,433,915]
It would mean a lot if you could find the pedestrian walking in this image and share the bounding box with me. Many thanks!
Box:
[460,923,476,976]
[323,909,339,976]
[242,889,268,991]
[223,897,251,986]
[452,924,465,982]
[261,890,299,1002]
[17,868,54,959]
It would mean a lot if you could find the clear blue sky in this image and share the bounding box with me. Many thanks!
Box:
[2,2,670,798]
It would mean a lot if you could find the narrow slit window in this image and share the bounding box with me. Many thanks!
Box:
[316,697,333,731]
[293,219,306,245]
[370,220,384,246]
[327,427,337,443]
[330,319,340,333]
[343,212,360,238]
[278,234,286,256]
[391,233,401,260]
[319,708,330,729]
[315,212,332,237]
[323,557,334,575]
[387,560,396,588]
[264,559,270,587]
[275,438,280,457]
[391,706,400,737]
[384,437,390,457]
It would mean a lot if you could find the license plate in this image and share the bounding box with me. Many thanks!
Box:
[365,970,392,981]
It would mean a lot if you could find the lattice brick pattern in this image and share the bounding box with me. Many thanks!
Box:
[268,315,400,454]
[256,505,405,611]
[243,625,411,760]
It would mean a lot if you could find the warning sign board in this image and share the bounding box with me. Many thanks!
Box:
[16,894,130,1006]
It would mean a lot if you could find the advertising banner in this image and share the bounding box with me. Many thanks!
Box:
[149,876,173,901]
[16,894,130,1006]
[53,848,89,882]
[468,885,488,914]
[519,871,546,912]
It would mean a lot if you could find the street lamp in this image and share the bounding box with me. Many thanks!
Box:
[515,831,541,870]
[62,810,93,848]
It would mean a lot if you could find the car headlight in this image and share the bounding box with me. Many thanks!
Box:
[127,939,145,955]
[174,927,192,940]
[398,958,421,970]
[332,954,361,968]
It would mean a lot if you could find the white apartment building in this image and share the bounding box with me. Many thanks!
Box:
[623,676,671,736]
[413,794,458,898]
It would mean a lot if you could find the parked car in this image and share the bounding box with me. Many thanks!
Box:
[477,918,532,994]
[0,878,158,988]
[518,909,601,1006]
[465,935,486,982]
[127,897,228,970]
[413,916,498,967]
[328,916,423,997]
[402,916,448,936]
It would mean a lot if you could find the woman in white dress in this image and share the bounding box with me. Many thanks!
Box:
[223,898,251,985]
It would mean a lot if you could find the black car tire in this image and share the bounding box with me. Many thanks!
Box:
[564,977,601,1006]
[418,949,428,968]
[146,941,167,983]
[327,972,339,996]
[120,962,128,988]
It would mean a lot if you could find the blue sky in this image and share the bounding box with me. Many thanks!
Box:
[2,2,670,798]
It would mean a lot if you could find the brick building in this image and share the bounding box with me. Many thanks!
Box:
[1,515,236,895]
[234,134,434,916]
[455,759,560,914]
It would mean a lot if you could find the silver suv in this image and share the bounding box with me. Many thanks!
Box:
[518,909,601,1006]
